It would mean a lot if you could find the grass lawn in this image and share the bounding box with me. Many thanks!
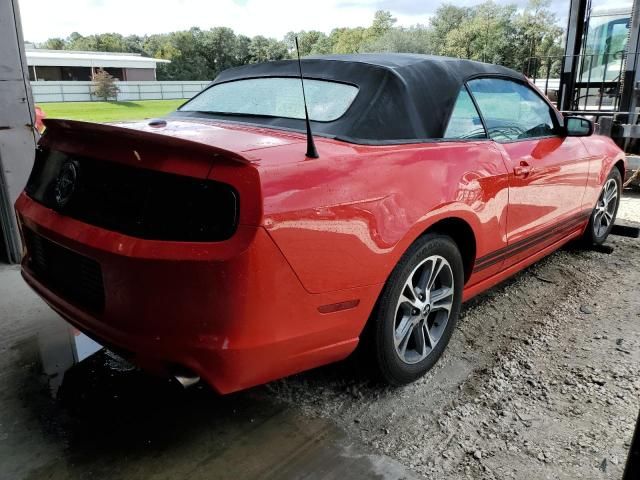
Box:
[39,99,186,123]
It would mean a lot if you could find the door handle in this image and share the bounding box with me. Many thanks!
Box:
[514,161,533,177]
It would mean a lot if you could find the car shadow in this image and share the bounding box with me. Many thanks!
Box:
[7,326,412,480]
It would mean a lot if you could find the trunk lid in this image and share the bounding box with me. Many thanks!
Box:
[42,118,308,173]
[32,118,268,233]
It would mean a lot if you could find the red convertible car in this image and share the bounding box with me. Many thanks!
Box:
[16,54,625,393]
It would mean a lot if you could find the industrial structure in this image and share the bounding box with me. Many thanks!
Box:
[526,0,640,181]
[25,48,169,82]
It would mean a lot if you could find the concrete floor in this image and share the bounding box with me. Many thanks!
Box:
[0,264,415,480]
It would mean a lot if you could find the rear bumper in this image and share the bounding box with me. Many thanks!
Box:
[16,193,380,393]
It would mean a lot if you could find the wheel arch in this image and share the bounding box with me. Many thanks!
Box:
[402,216,477,284]
[358,215,476,381]
[356,214,477,364]
[415,216,477,285]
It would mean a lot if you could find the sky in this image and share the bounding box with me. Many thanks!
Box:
[16,0,631,43]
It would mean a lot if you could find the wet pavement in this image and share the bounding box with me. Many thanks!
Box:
[0,264,415,480]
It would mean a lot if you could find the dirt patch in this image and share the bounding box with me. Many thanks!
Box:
[264,193,640,479]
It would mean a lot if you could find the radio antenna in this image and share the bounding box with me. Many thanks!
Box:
[295,37,319,158]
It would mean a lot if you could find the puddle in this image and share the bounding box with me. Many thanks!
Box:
[4,311,416,480]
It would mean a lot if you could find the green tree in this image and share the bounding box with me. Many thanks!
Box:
[249,35,272,63]
[66,32,83,46]
[36,2,564,80]
[363,25,433,54]
[234,34,252,64]
[123,35,146,55]
[200,27,240,74]
[265,38,289,61]
[158,29,211,80]
[440,2,517,64]
[284,30,328,56]
[370,10,397,37]
[512,0,563,76]
[428,5,472,54]
[42,37,65,49]
[311,34,334,54]
[330,27,369,53]
[248,36,288,63]
[427,0,562,72]
[91,68,119,101]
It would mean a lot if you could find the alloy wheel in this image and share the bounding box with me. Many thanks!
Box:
[594,178,618,238]
[393,255,454,365]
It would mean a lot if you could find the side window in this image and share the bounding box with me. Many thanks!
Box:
[467,78,557,142]
[443,87,487,139]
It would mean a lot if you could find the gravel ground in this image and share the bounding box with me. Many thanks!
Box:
[1,193,637,480]
[262,191,640,479]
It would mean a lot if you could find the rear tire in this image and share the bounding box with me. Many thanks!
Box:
[583,168,622,245]
[369,234,463,386]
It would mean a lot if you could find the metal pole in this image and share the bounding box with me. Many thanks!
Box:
[584,54,593,110]
[615,52,626,111]
[559,0,588,111]
[0,0,37,263]
[618,0,640,124]
[544,57,552,96]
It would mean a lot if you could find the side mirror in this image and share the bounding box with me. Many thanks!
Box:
[564,116,594,137]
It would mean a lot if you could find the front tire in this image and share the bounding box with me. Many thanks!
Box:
[584,168,622,245]
[370,234,464,386]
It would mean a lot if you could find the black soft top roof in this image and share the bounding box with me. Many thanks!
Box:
[173,53,527,144]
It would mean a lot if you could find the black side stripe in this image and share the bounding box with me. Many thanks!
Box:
[473,209,591,272]
[476,215,584,270]
[476,210,590,266]
[475,214,586,270]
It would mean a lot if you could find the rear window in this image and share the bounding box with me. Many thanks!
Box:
[179,77,359,122]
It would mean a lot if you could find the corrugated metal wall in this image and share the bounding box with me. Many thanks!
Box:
[31,80,210,103]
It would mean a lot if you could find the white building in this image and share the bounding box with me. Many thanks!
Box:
[26,49,170,82]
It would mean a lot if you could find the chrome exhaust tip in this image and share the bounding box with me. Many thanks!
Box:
[174,374,200,388]
[171,366,200,388]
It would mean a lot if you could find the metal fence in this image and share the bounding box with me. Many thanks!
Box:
[31,80,211,103]
[524,52,631,113]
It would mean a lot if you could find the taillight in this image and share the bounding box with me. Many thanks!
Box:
[25,148,238,242]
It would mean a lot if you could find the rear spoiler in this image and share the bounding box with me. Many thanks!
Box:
[42,118,251,165]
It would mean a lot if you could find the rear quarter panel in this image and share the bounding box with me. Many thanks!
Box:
[259,139,510,293]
